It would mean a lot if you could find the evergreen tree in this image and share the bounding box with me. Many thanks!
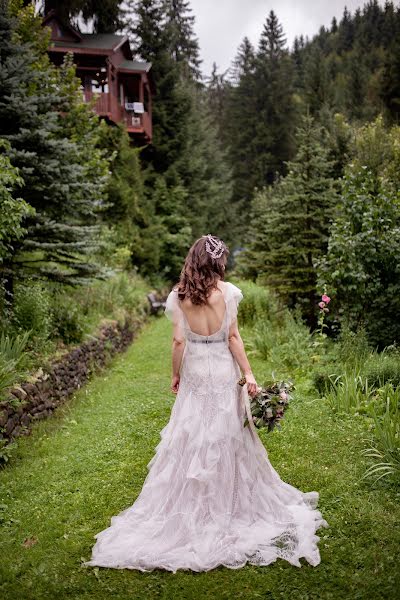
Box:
[337,6,354,53]
[97,123,148,247]
[0,140,34,264]
[164,0,202,81]
[302,42,330,114]
[0,1,110,303]
[380,36,400,122]
[223,37,258,206]
[43,0,124,33]
[238,115,337,326]
[205,62,229,135]
[177,85,233,241]
[129,0,191,174]
[252,11,297,186]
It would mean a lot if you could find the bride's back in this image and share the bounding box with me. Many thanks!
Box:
[179,282,226,337]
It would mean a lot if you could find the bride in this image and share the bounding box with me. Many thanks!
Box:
[84,234,328,573]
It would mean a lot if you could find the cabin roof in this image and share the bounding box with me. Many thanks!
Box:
[51,33,128,51]
[119,59,152,73]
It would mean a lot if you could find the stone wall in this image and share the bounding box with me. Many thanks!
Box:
[0,318,142,443]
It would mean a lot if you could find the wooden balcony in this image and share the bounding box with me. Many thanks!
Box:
[84,91,110,115]
[120,107,152,141]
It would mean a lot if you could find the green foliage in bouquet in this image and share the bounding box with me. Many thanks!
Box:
[238,378,294,432]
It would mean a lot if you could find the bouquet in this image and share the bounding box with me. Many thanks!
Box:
[238,377,294,433]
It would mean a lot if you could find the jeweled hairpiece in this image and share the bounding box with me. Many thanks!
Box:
[203,234,225,259]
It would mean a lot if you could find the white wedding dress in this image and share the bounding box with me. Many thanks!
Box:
[84,282,328,573]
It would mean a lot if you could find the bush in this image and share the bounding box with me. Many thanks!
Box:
[12,280,52,341]
[362,348,400,388]
[234,280,284,328]
[236,281,314,374]
[75,271,149,327]
[312,331,400,393]
[50,292,85,344]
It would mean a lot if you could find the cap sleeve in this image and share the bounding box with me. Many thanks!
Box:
[164,288,185,329]
[225,282,243,326]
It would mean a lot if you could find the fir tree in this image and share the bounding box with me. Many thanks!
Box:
[164,0,202,81]
[0,1,110,303]
[43,0,124,33]
[252,11,297,186]
[129,0,191,173]
[223,37,258,206]
[238,115,337,326]
[177,85,233,241]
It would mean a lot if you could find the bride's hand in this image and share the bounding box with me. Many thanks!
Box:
[245,372,258,397]
[171,374,180,394]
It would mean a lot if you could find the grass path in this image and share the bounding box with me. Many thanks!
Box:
[0,316,399,600]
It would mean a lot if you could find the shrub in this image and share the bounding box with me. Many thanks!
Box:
[12,280,52,341]
[50,293,85,344]
[234,280,284,328]
[362,348,400,388]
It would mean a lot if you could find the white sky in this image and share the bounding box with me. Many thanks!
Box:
[189,0,394,77]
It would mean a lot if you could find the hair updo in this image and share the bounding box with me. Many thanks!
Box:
[176,235,229,305]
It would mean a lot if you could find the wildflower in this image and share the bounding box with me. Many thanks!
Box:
[322,294,331,304]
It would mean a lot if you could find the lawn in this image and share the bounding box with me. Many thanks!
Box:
[0,316,399,600]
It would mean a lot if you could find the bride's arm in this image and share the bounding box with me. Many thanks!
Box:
[228,321,258,396]
[171,322,185,393]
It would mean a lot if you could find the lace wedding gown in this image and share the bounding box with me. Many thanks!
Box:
[84,282,328,573]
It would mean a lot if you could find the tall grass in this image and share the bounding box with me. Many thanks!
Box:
[322,371,375,414]
[0,331,30,398]
[233,280,314,376]
[361,384,400,484]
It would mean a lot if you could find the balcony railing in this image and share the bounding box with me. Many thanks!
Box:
[120,107,152,139]
[84,91,109,115]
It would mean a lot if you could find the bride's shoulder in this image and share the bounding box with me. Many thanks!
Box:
[221,281,243,298]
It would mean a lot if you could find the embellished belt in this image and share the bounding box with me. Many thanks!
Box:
[187,337,226,344]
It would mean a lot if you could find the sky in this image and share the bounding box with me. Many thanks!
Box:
[189,0,392,77]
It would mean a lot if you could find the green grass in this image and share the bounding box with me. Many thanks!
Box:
[0,316,399,600]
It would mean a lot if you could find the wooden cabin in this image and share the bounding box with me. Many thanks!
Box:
[43,11,153,144]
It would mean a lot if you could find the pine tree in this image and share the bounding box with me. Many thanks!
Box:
[205,62,229,133]
[43,0,124,33]
[302,42,330,114]
[177,85,233,241]
[337,6,354,53]
[223,37,258,207]
[0,1,110,303]
[130,0,191,173]
[252,11,297,186]
[0,139,34,264]
[380,36,400,122]
[164,0,202,81]
[238,115,337,326]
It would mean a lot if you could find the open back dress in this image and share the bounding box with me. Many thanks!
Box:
[84,281,328,572]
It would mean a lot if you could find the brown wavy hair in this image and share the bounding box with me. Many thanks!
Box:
[176,236,229,305]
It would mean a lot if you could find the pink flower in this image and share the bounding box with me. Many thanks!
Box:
[323,307,329,313]
[322,294,331,304]
[318,301,325,309]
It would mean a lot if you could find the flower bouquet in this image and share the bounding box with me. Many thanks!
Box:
[238,377,294,433]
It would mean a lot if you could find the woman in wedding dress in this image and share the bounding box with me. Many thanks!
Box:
[84,234,328,573]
